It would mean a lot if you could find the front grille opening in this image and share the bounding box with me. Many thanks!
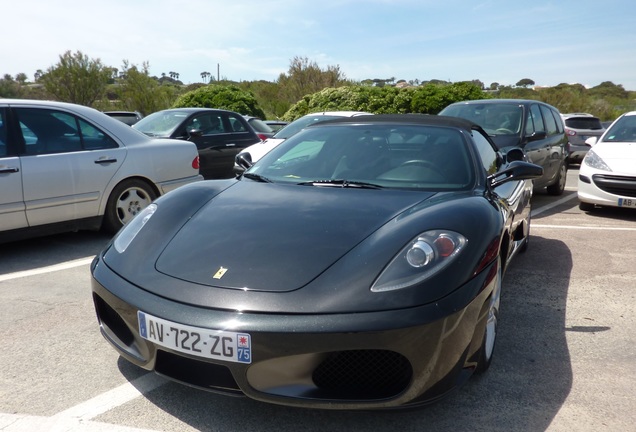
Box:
[593,174,636,198]
[155,350,242,395]
[312,350,412,399]
[93,293,134,346]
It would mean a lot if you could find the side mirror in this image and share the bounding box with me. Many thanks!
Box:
[585,136,598,146]
[235,152,253,170]
[188,129,204,137]
[489,161,543,189]
[526,131,547,143]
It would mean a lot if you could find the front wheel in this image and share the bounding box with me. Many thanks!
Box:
[103,179,157,234]
[546,162,567,196]
[475,257,502,374]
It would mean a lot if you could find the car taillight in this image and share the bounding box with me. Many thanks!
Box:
[565,128,576,136]
[257,133,268,141]
[192,156,200,170]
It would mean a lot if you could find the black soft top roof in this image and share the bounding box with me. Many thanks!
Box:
[309,113,485,133]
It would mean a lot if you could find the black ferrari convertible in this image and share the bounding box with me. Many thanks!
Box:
[91,114,542,409]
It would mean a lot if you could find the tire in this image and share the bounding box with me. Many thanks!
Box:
[546,162,567,196]
[103,179,157,234]
[475,257,502,374]
[520,217,530,254]
[579,201,595,212]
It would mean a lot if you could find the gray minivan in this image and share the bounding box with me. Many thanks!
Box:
[439,99,568,195]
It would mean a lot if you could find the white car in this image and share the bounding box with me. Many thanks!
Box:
[577,111,636,211]
[0,99,203,242]
[234,111,371,172]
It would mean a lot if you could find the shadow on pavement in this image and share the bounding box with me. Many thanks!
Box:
[0,231,112,275]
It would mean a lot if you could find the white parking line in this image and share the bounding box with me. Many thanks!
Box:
[0,374,167,432]
[531,191,577,217]
[0,257,95,282]
[533,224,636,231]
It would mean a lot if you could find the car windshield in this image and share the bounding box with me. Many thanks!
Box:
[273,115,345,139]
[246,123,475,191]
[603,115,636,142]
[441,104,523,136]
[133,111,188,136]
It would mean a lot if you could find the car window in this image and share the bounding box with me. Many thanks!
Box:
[252,124,474,190]
[471,130,498,175]
[564,117,603,130]
[603,115,636,142]
[246,117,273,133]
[133,111,187,136]
[540,105,558,136]
[15,108,117,155]
[0,108,6,155]
[187,113,225,135]
[528,104,545,134]
[552,108,564,134]
[228,114,248,132]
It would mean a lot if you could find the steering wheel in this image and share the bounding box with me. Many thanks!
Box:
[495,128,514,134]
[398,160,447,180]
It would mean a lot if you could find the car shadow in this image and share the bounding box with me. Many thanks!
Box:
[115,235,573,432]
[579,206,636,222]
[0,231,112,275]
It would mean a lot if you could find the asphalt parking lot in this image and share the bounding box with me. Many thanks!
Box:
[1,167,635,432]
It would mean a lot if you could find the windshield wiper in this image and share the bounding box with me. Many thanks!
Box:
[242,172,272,183]
[297,179,383,189]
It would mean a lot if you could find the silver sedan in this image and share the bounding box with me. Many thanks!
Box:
[0,99,202,242]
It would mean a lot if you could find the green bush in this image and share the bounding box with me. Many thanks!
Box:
[282,82,488,120]
[173,84,266,118]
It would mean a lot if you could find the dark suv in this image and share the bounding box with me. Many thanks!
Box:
[439,99,568,195]
[560,113,605,165]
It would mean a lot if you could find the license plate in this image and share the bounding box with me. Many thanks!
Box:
[618,198,636,208]
[138,311,251,364]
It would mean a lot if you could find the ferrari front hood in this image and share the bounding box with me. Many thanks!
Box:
[155,182,433,292]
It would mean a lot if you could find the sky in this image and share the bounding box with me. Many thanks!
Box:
[2,0,636,90]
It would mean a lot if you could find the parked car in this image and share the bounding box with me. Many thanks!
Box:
[133,108,261,179]
[561,113,605,165]
[234,111,371,174]
[0,99,202,243]
[264,120,289,132]
[91,114,542,409]
[578,111,636,211]
[243,115,275,140]
[104,111,144,126]
[439,99,568,195]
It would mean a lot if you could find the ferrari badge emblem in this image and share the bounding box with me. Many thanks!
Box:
[213,266,228,279]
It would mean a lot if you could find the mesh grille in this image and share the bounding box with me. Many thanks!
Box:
[312,350,412,399]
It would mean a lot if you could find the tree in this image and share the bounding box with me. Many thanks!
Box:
[516,78,535,88]
[111,61,178,115]
[173,84,265,118]
[200,71,212,83]
[277,56,350,105]
[40,50,112,105]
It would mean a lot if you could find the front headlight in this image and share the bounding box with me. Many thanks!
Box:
[113,203,157,253]
[371,230,467,292]
[583,149,612,171]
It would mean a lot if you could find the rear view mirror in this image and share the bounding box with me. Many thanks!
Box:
[585,136,598,146]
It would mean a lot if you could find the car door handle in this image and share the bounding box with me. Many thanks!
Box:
[0,166,19,173]
[226,143,236,147]
[94,158,117,164]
